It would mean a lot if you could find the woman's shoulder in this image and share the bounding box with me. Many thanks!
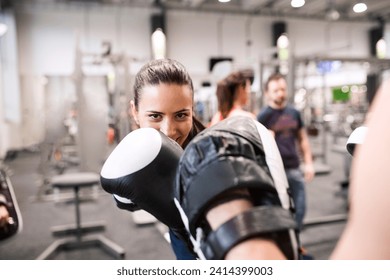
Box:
[209,112,223,127]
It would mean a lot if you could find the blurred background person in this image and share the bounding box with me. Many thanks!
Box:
[209,69,256,126]
[257,73,314,237]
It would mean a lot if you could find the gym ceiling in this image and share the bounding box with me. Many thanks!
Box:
[12,0,390,23]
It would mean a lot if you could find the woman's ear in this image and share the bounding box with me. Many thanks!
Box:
[130,100,140,126]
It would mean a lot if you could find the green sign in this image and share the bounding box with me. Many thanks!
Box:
[332,86,350,102]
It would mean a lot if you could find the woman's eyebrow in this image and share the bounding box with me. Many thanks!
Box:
[145,109,190,115]
[175,109,190,114]
[145,110,164,114]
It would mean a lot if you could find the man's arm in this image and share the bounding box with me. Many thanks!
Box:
[297,128,314,182]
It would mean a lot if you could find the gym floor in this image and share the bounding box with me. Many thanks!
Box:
[0,134,350,260]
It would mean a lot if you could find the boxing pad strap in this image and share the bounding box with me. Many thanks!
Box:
[200,206,297,260]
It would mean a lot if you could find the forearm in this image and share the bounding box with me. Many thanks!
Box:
[298,129,314,181]
[300,137,313,165]
[332,79,390,259]
[206,199,286,260]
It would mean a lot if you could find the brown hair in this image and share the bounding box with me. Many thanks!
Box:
[133,58,205,147]
[216,69,254,119]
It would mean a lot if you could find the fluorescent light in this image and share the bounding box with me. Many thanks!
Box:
[277,34,289,49]
[291,0,305,8]
[326,8,340,21]
[376,38,387,59]
[218,0,231,3]
[151,28,166,59]
[277,34,289,61]
[353,3,367,13]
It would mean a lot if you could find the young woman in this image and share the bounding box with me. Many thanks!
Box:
[130,58,205,260]
[209,70,256,126]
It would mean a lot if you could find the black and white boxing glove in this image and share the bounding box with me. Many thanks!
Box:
[174,116,300,260]
[100,128,185,232]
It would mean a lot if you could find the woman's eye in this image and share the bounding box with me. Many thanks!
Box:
[176,113,189,120]
[149,114,161,120]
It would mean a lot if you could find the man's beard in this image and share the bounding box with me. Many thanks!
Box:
[274,97,285,106]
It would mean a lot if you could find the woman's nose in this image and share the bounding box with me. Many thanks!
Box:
[159,119,178,140]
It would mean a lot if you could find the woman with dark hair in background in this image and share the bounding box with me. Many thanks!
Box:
[209,69,256,126]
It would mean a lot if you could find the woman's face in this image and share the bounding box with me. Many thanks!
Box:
[131,83,193,147]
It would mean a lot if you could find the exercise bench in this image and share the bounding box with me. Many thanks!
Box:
[36,172,125,259]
